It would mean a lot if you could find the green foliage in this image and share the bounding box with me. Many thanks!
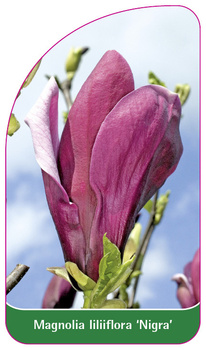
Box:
[148,72,190,107]
[174,83,190,106]
[47,266,71,282]
[9,60,41,136]
[144,191,170,224]
[65,47,89,81]
[65,261,96,291]
[100,299,126,308]
[62,111,69,123]
[123,223,141,263]
[89,234,135,308]
[154,190,170,224]
[22,60,41,88]
[148,71,166,87]
[8,114,20,136]
[47,234,135,308]
[144,199,153,213]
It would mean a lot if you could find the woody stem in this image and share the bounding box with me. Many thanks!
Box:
[6,264,30,294]
[128,191,158,307]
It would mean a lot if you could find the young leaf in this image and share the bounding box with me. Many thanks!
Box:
[123,223,141,263]
[100,299,126,309]
[47,266,71,283]
[174,84,190,106]
[65,261,96,291]
[154,190,170,224]
[22,60,41,88]
[90,234,135,308]
[148,71,166,87]
[144,199,153,213]
[8,114,20,136]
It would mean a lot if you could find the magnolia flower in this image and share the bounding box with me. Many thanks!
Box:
[25,50,183,282]
[42,274,76,308]
[172,249,200,308]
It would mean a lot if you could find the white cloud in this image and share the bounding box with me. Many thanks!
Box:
[142,236,174,279]
[171,183,199,218]
[6,177,56,265]
[6,124,40,179]
[7,200,52,261]
[136,236,174,303]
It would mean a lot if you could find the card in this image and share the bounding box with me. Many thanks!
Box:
[4,1,201,345]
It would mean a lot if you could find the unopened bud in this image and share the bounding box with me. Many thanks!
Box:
[154,190,170,224]
[65,47,89,81]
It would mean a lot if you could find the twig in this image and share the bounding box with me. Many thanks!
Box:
[6,264,30,294]
[60,79,73,111]
[128,191,159,307]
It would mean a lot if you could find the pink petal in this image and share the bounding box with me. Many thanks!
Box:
[42,172,86,270]
[25,76,60,181]
[177,284,196,308]
[184,262,192,280]
[25,77,86,270]
[172,274,196,308]
[87,85,183,281]
[191,248,200,303]
[59,51,135,255]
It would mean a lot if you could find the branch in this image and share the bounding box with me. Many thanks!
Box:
[60,79,73,111]
[6,264,30,294]
[128,191,159,307]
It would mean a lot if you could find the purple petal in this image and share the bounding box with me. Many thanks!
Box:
[184,262,192,280]
[87,85,183,281]
[42,274,76,308]
[25,77,86,270]
[58,51,135,253]
[191,249,200,303]
[42,172,86,270]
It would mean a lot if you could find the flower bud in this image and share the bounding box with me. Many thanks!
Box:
[8,113,20,136]
[65,47,89,81]
[154,190,170,224]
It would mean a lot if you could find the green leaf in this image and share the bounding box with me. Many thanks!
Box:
[144,199,153,213]
[144,191,170,225]
[154,190,170,224]
[65,261,96,291]
[90,234,135,308]
[22,60,41,88]
[148,71,166,87]
[174,84,190,106]
[100,299,126,309]
[47,266,71,283]
[62,111,69,123]
[8,114,20,136]
[123,223,141,263]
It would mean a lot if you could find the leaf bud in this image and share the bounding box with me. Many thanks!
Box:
[8,114,20,136]
[65,47,89,81]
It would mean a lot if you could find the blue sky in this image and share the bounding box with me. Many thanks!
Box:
[6,6,200,309]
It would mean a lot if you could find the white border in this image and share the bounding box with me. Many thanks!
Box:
[1,1,205,349]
